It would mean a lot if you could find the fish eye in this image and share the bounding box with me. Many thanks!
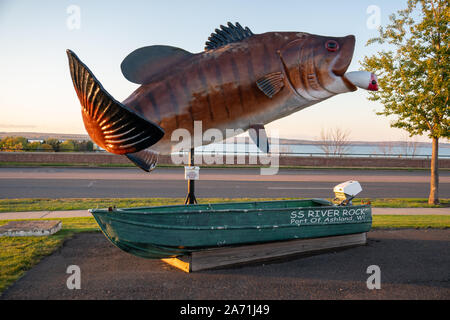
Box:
[325,40,339,52]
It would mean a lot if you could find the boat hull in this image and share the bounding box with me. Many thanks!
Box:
[91,199,372,259]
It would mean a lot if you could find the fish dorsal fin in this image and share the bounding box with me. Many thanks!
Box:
[205,22,254,51]
[121,45,193,84]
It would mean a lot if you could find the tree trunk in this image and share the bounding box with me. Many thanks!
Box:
[428,137,439,205]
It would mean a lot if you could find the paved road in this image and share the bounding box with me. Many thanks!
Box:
[1,229,449,300]
[0,167,448,199]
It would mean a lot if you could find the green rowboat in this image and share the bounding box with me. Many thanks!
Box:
[90,199,372,259]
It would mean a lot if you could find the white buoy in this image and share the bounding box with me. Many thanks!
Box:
[345,71,378,91]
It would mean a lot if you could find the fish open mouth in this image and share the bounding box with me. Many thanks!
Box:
[330,35,358,92]
[341,73,358,91]
[329,65,357,93]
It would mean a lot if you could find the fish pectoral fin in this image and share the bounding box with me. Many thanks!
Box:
[121,45,193,84]
[126,149,159,172]
[248,124,269,153]
[256,72,284,98]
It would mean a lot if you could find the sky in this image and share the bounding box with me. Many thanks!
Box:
[0,0,433,142]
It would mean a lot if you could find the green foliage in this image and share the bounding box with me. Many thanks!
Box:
[0,136,28,151]
[27,142,42,150]
[59,140,75,152]
[39,143,53,152]
[0,136,95,152]
[362,0,449,139]
[73,140,93,151]
[43,138,61,152]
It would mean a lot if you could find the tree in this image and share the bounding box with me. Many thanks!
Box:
[399,134,419,157]
[40,143,54,152]
[44,138,61,152]
[60,140,75,152]
[376,141,394,156]
[318,127,352,156]
[362,0,449,204]
[0,136,28,151]
[73,140,94,151]
[27,141,42,151]
[85,140,94,151]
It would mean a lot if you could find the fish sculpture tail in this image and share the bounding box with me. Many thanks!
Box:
[66,49,164,156]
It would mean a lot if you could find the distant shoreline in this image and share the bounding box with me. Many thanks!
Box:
[1,131,448,148]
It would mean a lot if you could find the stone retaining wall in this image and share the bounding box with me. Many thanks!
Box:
[1,152,448,168]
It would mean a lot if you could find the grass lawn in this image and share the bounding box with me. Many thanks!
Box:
[0,213,449,295]
[0,217,97,295]
[0,197,448,213]
[372,215,450,229]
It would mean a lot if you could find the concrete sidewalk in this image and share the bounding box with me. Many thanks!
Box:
[0,210,92,220]
[0,207,448,220]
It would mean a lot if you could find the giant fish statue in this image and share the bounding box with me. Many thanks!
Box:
[67,22,378,171]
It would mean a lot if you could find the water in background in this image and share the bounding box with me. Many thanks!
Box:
[196,142,450,159]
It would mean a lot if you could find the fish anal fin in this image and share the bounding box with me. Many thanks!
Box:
[121,45,193,84]
[256,72,284,98]
[126,149,159,172]
[248,124,269,153]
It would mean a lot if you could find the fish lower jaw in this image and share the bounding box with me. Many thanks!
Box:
[321,77,356,94]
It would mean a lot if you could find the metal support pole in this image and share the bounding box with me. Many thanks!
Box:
[184,147,198,205]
